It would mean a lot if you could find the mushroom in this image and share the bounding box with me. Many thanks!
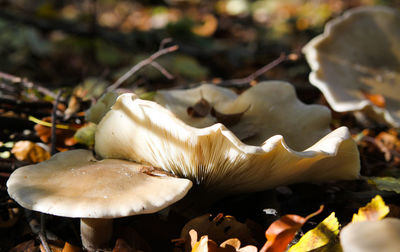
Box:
[303,6,400,127]
[7,149,192,251]
[340,218,400,252]
[95,81,360,193]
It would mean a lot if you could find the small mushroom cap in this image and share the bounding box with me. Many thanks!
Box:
[7,149,192,218]
[95,82,359,193]
[303,6,400,127]
[340,218,400,252]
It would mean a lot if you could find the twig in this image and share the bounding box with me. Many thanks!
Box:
[39,230,52,252]
[217,53,289,88]
[159,38,173,50]
[51,90,64,156]
[37,91,63,252]
[106,44,178,92]
[150,62,174,79]
[0,71,58,100]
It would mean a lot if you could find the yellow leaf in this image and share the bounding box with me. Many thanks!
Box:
[288,212,340,252]
[352,195,389,223]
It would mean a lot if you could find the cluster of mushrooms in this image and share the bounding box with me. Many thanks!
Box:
[7,5,400,251]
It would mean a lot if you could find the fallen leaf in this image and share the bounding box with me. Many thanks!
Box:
[352,195,389,223]
[62,242,82,252]
[361,91,386,108]
[187,96,212,118]
[113,239,133,252]
[181,213,257,251]
[0,201,20,228]
[34,117,81,149]
[368,177,400,194]
[190,230,257,252]
[10,240,38,252]
[192,14,218,37]
[260,205,324,252]
[11,141,50,163]
[288,212,340,252]
[64,95,81,119]
[40,243,63,252]
[74,123,97,147]
[374,131,400,162]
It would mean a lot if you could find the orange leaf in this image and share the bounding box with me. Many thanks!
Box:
[11,141,50,163]
[361,91,386,108]
[34,117,81,149]
[40,244,63,252]
[62,242,82,252]
[260,206,324,252]
[192,14,218,37]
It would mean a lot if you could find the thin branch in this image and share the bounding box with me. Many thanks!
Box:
[0,71,58,100]
[150,62,174,80]
[107,44,178,92]
[51,90,64,156]
[38,230,52,252]
[159,38,173,50]
[217,53,289,88]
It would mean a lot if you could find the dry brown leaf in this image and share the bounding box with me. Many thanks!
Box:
[113,239,133,252]
[375,131,400,162]
[0,201,20,228]
[64,95,81,119]
[187,96,212,118]
[10,240,38,252]
[260,206,324,252]
[11,141,50,163]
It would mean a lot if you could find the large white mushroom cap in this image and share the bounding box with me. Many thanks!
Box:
[303,6,400,127]
[95,81,360,193]
[7,149,192,218]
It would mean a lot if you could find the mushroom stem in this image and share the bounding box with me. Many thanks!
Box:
[80,218,113,251]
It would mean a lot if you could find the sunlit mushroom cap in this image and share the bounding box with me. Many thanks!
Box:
[7,149,192,218]
[340,218,400,252]
[303,6,400,127]
[95,81,360,193]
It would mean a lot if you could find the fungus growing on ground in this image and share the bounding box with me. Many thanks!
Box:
[7,149,192,251]
[340,218,400,252]
[303,6,400,127]
[95,81,360,193]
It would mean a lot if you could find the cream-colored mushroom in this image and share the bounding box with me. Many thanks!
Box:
[95,81,360,193]
[303,6,400,127]
[6,149,192,251]
[340,218,400,252]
